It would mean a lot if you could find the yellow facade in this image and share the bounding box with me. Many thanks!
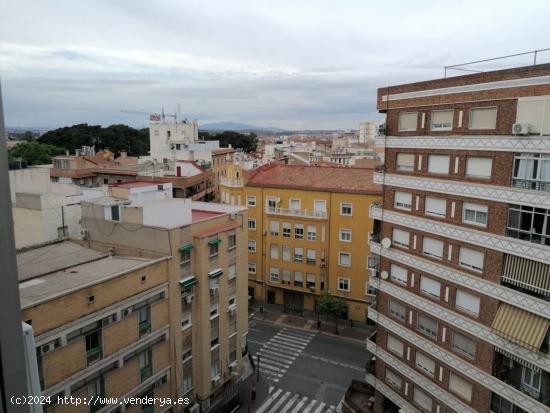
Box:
[221,164,380,322]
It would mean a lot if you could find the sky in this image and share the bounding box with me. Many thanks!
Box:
[1,0,550,130]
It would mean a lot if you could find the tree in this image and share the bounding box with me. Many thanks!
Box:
[199,130,258,152]
[315,292,347,334]
[8,141,66,165]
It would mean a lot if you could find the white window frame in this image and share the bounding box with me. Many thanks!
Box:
[270,244,279,260]
[248,240,256,252]
[337,277,350,291]
[270,267,279,283]
[521,365,542,392]
[430,109,454,131]
[338,251,351,267]
[394,191,412,211]
[307,225,317,241]
[340,202,353,216]
[248,262,256,274]
[247,219,256,230]
[247,195,256,207]
[462,202,488,227]
[339,228,352,242]
[289,198,301,211]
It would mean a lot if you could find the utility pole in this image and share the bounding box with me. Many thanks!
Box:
[256,354,260,382]
[0,78,32,412]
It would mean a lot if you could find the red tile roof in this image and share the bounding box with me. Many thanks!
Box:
[191,209,225,223]
[193,222,237,238]
[212,148,236,155]
[246,164,381,194]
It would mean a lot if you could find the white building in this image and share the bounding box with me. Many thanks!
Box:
[359,120,381,144]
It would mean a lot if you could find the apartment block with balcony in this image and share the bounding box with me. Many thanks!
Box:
[18,241,172,413]
[220,163,381,322]
[366,64,550,413]
[79,184,249,412]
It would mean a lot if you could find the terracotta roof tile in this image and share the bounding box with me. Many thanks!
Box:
[246,164,381,194]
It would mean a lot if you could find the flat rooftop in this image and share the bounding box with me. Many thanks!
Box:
[17,241,165,308]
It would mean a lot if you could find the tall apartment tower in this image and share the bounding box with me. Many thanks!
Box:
[366,64,550,413]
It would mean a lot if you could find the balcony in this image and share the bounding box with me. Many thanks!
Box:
[512,178,550,192]
[265,206,327,219]
[220,177,243,188]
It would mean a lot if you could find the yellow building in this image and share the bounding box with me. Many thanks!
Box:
[221,163,381,322]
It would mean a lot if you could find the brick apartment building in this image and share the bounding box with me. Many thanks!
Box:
[364,64,550,413]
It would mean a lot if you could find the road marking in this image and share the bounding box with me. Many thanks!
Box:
[300,353,364,372]
[276,332,313,343]
[258,348,296,361]
[313,402,326,413]
[248,339,268,346]
[290,396,308,413]
[255,388,282,413]
[279,394,300,413]
[267,391,291,413]
[257,387,336,413]
[302,398,318,413]
[257,352,293,367]
[274,334,311,345]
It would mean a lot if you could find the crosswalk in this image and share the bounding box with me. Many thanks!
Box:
[256,386,337,413]
[254,327,314,383]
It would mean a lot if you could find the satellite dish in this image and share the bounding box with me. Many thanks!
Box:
[380,271,389,280]
[381,238,391,249]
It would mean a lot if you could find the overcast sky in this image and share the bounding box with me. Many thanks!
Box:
[1,0,550,130]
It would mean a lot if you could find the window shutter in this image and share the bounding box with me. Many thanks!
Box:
[466,157,492,178]
[282,269,291,281]
[415,352,435,375]
[270,221,279,233]
[422,237,443,258]
[390,264,408,284]
[387,335,404,355]
[431,110,453,130]
[428,155,450,174]
[392,228,410,247]
[413,388,432,411]
[398,112,418,131]
[449,373,473,402]
[420,276,441,298]
[425,197,446,216]
[455,290,480,315]
[394,191,412,209]
[306,273,315,282]
[396,153,414,170]
[282,246,291,261]
[470,107,497,130]
[307,249,316,259]
[459,247,484,271]
[294,272,303,282]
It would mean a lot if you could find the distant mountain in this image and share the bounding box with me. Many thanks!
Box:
[199,121,285,133]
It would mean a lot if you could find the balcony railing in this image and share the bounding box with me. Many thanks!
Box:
[139,321,151,337]
[220,177,243,188]
[512,178,550,193]
[265,206,327,219]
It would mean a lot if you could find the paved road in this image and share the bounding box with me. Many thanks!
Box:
[248,319,368,411]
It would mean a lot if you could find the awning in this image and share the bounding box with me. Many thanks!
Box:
[495,347,540,373]
[491,303,550,352]
[179,276,197,288]
[502,254,550,296]
[179,244,194,252]
[208,268,223,279]
[208,238,222,246]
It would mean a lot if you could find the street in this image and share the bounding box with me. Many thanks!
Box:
[247,318,368,412]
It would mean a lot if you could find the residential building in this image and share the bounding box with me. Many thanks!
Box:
[366,64,550,413]
[211,148,236,200]
[220,163,381,322]
[149,118,200,164]
[18,241,173,413]
[80,184,249,412]
[359,121,381,145]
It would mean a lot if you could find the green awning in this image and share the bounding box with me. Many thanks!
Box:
[208,238,222,246]
[179,244,194,252]
[208,268,223,279]
[180,276,197,288]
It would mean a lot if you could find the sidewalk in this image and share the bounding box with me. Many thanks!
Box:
[249,303,373,343]
[236,356,270,413]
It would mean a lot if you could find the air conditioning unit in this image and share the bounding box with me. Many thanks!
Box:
[368,268,378,277]
[211,376,221,386]
[122,308,133,317]
[80,228,89,240]
[185,294,194,304]
[512,123,530,135]
[320,259,326,268]
[40,343,53,354]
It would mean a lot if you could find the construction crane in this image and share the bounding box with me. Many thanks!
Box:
[120,108,176,122]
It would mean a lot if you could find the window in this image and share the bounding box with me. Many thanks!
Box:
[180,249,191,265]
[289,198,301,210]
[385,369,402,389]
[463,203,488,226]
[507,204,550,245]
[431,109,454,131]
[422,237,443,259]
[294,247,303,263]
[270,221,279,236]
[228,264,236,280]
[466,157,492,178]
[294,271,303,287]
[267,197,278,208]
[338,277,350,291]
[85,329,102,365]
[459,247,484,271]
[339,229,352,242]
[428,155,449,174]
[512,153,550,191]
[449,373,473,402]
[307,225,317,241]
[469,107,497,130]
[294,224,304,240]
[425,197,446,217]
[392,228,409,248]
[248,219,256,230]
[270,267,279,283]
[277,269,289,284]
[248,262,256,274]
[452,332,476,359]
[396,153,414,171]
[390,264,407,285]
[388,300,406,321]
[306,273,316,289]
[228,234,236,249]
[314,200,327,214]
[338,252,351,266]
[415,352,435,376]
[394,191,412,211]
[210,303,219,318]
[248,240,256,252]
[139,350,153,382]
[387,335,404,356]
[340,202,352,216]
[398,112,418,131]
[413,388,432,412]
[455,289,480,316]
[417,314,438,338]
[306,249,316,265]
[247,195,256,207]
[209,241,219,256]
[420,276,441,299]
[110,205,120,221]
[282,222,291,238]
[270,244,279,260]
[521,366,541,392]
[282,245,291,261]
[138,306,151,337]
